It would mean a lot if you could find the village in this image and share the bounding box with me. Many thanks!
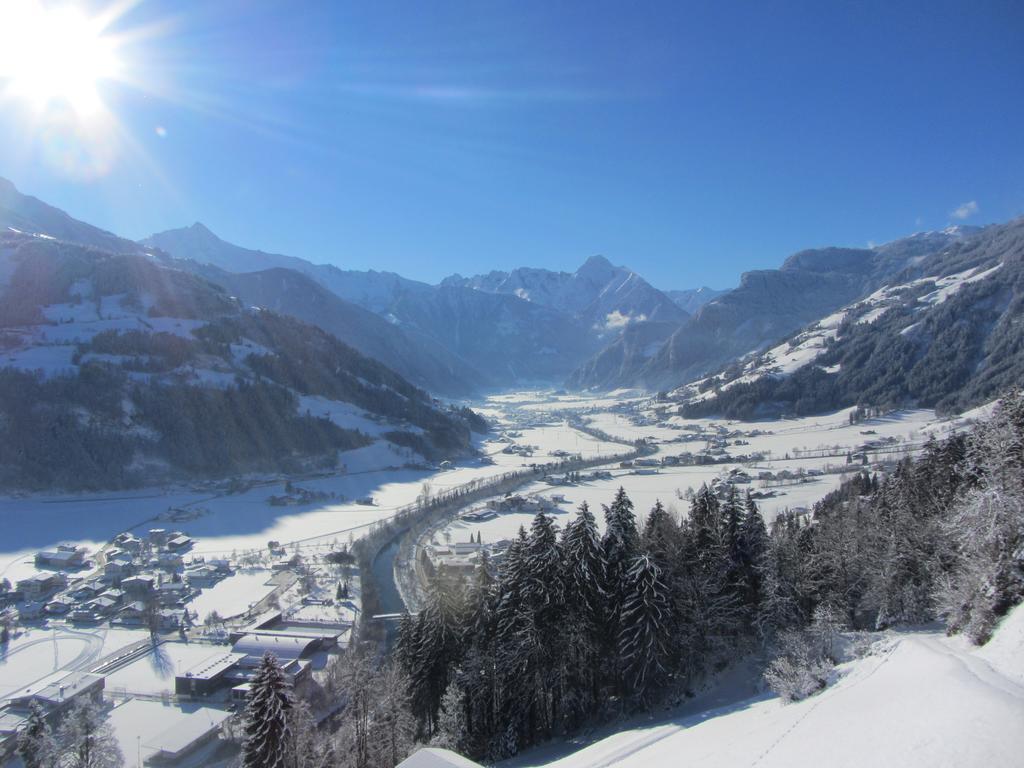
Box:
[0,521,356,766]
[0,390,959,765]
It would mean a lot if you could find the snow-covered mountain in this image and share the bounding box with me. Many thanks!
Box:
[167,261,487,397]
[665,286,727,314]
[143,223,432,314]
[0,229,483,490]
[145,227,619,387]
[0,176,143,255]
[677,216,1024,417]
[569,227,980,392]
[442,254,689,331]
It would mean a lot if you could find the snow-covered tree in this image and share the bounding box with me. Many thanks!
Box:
[432,680,469,755]
[18,700,55,768]
[241,653,294,768]
[619,554,673,703]
[54,697,123,768]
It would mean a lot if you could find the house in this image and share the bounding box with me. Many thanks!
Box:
[452,541,482,556]
[44,597,73,615]
[70,582,101,601]
[166,534,193,552]
[102,561,130,582]
[148,529,169,546]
[186,565,221,586]
[122,575,156,596]
[100,588,125,604]
[105,548,133,565]
[156,552,184,570]
[35,545,86,569]
[16,573,67,601]
[114,533,143,553]
[158,582,189,606]
[18,602,45,621]
[116,601,149,625]
[7,670,104,715]
[88,595,119,616]
[156,609,183,630]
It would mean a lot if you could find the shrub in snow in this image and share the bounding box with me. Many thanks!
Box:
[763,631,834,703]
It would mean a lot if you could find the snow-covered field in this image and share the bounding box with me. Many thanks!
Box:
[107,698,231,767]
[104,641,230,697]
[0,391,988,713]
[0,627,149,702]
[438,404,951,549]
[514,605,1024,768]
[185,569,277,622]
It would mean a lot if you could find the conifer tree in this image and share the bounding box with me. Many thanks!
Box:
[560,502,607,726]
[241,653,294,768]
[619,554,673,703]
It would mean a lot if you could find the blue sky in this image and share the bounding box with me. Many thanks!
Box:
[1,0,1022,289]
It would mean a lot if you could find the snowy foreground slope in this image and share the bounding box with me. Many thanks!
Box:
[522,605,1024,768]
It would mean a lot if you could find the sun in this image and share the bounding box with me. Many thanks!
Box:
[0,2,124,116]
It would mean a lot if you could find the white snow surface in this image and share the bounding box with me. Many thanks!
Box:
[520,610,1024,768]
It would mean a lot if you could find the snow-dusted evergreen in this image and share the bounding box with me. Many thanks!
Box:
[241,653,294,768]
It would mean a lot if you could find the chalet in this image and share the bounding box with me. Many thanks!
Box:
[122,575,156,596]
[44,597,73,615]
[102,561,130,582]
[116,601,148,625]
[166,534,193,552]
[17,573,66,601]
[88,595,119,616]
[156,609,183,630]
[70,582,101,601]
[155,552,184,570]
[105,548,133,565]
[114,533,143,553]
[186,565,221,586]
[148,529,169,546]
[461,509,497,523]
[35,545,86,569]
[158,582,190,606]
[18,602,45,621]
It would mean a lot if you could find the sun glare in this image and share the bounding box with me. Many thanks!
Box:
[0,2,123,116]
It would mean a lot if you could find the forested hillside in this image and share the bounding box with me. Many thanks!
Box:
[389,391,1024,761]
[0,231,483,490]
[681,217,1024,418]
[569,228,978,392]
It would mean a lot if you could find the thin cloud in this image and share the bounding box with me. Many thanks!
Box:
[950,200,979,220]
[337,82,608,105]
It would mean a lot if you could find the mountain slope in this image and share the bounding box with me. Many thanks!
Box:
[678,216,1024,417]
[386,285,603,384]
[564,321,679,391]
[143,224,432,313]
[0,230,482,490]
[0,177,143,255]
[531,612,1024,768]
[443,255,688,330]
[570,228,978,392]
[665,286,727,314]
[147,225,611,386]
[170,262,487,397]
